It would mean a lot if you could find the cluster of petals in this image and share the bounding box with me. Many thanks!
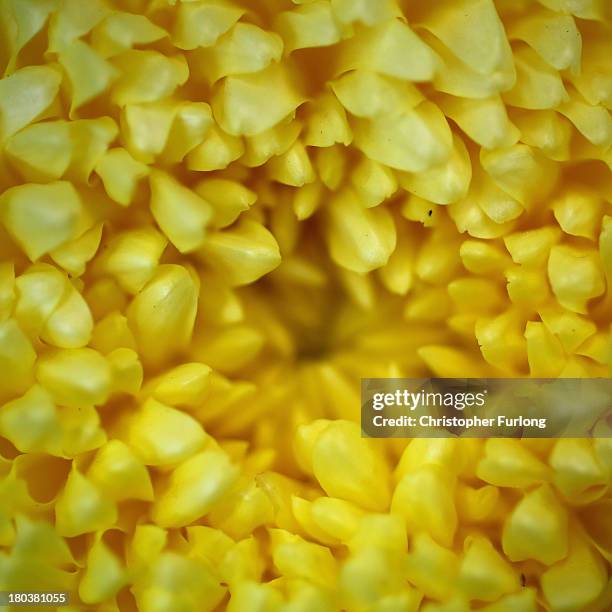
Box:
[0,0,611,610]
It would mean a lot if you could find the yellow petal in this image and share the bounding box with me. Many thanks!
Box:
[480,144,559,207]
[0,319,36,400]
[510,109,572,161]
[459,240,510,275]
[477,439,550,488]
[502,484,568,565]
[326,188,396,274]
[133,552,226,612]
[415,228,461,284]
[55,469,117,537]
[538,306,597,353]
[5,120,72,182]
[14,263,66,335]
[354,101,452,173]
[400,133,471,205]
[547,245,605,313]
[186,124,244,171]
[127,264,200,367]
[47,0,109,52]
[0,181,84,261]
[310,497,363,542]
[568,24,611,106]
[0,65,61,141]
[87,439,153,501]
[405,287,452,323]
[302,420,390,511]
[549,439,608,502]
[331,0,401,26]
[0,262,15,321]
[110,50,189,107]
[50,222,103,278]
[126,397,208,466]
[219,537,265,587]
[0,385,62,455]
[107,347,143,396]
[195,179,256,229]
[267,140,315,187]
[61,118,117,186]
[150,170,213,253]
[193,325,264,374]
[537,0,606,21]
[418,345,490,377]
[552,185,602,240]
[332,69,424,119]
[171,0,243,50]
[449,193,516,240]
[426,30,515,98]
[415,0,514,77]
[505,266,550,308]
[269,528,338,588]
[340,546,408,608]
[79,536,128,604]
[90,311,136,354]
[121,100,177,162]
[210,480,274,540]
[91,12,166,58]
[42,281,94,348]
[94,227,167,295]
[94,148,149,206]
[293,180,323,220]
[243,119,300,168]
[435,93,519,149]
[303,92,351,147]
[227,581,283,612]
[503,45,568,110]
[151,362,212,407]
[405,532,459,600]
[504,226,561,265]
[161,102,213,164]
[448,277,504,313]
[392,464,457,547]
[458,535,519,602]
[524,321,566,377]
[348,513,407,553]
[213,63,304,137]
[152,449,239,527]
[36,348,112,408]
[2,0,56,74]
[337,19,438,82]
[509,8,581,72]
[199,220,281,286]
[58,40,118,114]
[541,530,607,611]
[558,88,612,147]
[351,157,398,208]
[194,22,283,83]
[475,309,527,372]
[456,483,500,524]
[276,2,341,52]
[378,232,415,295]
[479,589,538,612]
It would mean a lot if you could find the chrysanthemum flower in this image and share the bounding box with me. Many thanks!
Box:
[0,0,611,610]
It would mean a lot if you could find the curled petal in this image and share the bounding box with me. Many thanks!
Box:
[213,63,304,137]
[0,65,61,141]
[354,101,452,172]
[337,19,439,82]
